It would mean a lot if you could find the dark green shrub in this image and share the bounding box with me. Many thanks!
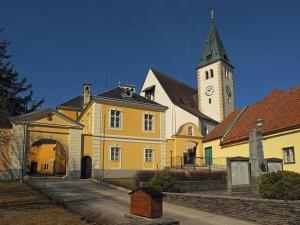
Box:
[135,170,156,186]
[135,170,227,186]
[146,172,180,193]
[259,171,300,200]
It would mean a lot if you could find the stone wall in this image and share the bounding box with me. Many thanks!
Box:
[164,192,300,225]
[177,180,226,192]
[140,180,227,192]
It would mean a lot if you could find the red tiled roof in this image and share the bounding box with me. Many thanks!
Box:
[204,86,300,144]
[203,109,242,142]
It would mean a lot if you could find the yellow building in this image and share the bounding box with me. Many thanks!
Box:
[2,12,299,181]
[2,84,169,179]
[76,84,168,178]
[27,140,66,175]
[203,87,300,173]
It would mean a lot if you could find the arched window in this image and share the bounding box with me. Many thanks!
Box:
[205,71,209,80]
[188,127,193,136]
[210,69,214,78]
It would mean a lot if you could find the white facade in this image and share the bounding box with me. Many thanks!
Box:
[141,69,200,139]
[197,61,234,122]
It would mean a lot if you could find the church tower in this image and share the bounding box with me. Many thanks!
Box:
[197,11,235,123]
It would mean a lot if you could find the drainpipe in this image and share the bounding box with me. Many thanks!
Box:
[21,105,27,182]
[101,113,106,180]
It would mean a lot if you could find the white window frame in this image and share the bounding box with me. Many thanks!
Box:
[283,147,295,164]
[44,163,49,170]
[143,113,155,132]
[110,147,120,161]
[109,109,123,129]
[144,149,154,162]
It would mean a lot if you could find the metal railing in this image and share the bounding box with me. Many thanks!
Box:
[157,156,228,171]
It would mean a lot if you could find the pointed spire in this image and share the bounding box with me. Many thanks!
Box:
[197,10,230,68]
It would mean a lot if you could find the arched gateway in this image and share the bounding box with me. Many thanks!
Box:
[9,108,83,179]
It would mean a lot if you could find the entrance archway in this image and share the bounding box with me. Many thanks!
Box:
[183,142,197,165]
[27,139,66,176]
[81,156,92,179]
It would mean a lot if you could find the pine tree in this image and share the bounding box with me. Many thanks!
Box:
[0,30,44,130]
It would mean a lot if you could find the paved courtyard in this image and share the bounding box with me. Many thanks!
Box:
[26,178,256,225]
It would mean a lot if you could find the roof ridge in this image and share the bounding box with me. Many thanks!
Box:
[150,68,197,92]
[221,106,248,141]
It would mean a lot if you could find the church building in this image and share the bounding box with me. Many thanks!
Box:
[1,12,299,180]
[140,12,235,168]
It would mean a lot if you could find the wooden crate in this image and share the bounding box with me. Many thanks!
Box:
[129,187,164,218]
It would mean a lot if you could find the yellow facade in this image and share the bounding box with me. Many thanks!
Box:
[100,141,161,171]
[166,123,203,167]
[100,104,161,139]
[58,109,80,120]
[203,128,300,173]
[27,143,66,175]
[79,101,165,176]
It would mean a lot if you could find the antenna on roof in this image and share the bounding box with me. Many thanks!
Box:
[210,9,215,22]
[105,67,109,91]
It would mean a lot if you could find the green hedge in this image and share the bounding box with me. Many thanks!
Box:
[135,170,226,186]
[146,172,180,193]
[259,171,300,200]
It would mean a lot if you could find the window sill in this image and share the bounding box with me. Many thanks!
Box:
[143,130,155,133]
[108,127,123,131]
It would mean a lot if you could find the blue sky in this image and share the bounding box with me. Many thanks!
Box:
[1,0,300,108]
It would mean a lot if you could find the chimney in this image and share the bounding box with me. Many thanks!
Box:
[83,83,91,105]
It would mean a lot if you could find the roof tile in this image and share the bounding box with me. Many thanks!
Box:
[204,86,300,144]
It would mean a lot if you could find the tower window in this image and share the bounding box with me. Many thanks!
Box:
[210,69,214,78]
[228,98,231,104]
[205,71,209,80]
[209,98,212,104]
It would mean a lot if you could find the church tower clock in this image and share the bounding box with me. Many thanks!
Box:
[197,11,235,123]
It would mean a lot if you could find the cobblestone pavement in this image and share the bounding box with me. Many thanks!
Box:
[26,178,257,225]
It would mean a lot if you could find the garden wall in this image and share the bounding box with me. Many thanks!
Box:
[164,192,300,225]
[177,180,226,192]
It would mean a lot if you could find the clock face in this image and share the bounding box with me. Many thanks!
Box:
[226,85,232,97]
[205,86,214,96]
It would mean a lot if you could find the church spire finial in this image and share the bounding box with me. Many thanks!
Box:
[210,9,214,22]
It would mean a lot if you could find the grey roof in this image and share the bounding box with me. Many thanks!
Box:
[150,68,218,123]
[10,108,83,127]
[198,22,230,68]
[57,96,85,110]
[96,87,167,109]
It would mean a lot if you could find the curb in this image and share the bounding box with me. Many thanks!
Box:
[92,179,132,193]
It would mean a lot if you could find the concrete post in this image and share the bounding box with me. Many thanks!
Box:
[249,128,265,178]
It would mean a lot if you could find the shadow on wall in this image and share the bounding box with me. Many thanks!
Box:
[27,139,66,176]
[0,128,22,180]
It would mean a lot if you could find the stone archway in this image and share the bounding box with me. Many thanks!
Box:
[27,139,67,176]
[183,141,198,165]
[8,109,83,180]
